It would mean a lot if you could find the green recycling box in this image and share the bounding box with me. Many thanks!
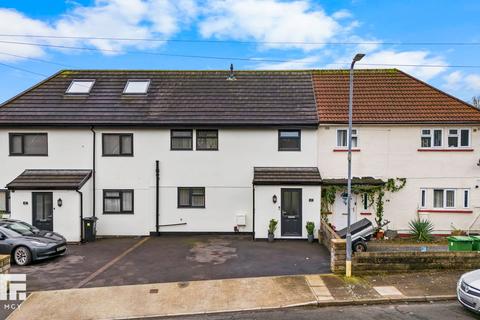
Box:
[470,236,480,251]
[447,236,474,252]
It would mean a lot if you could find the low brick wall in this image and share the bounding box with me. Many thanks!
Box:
[319,221,346,274]
[0,255,10,274]
[353,251,480,274]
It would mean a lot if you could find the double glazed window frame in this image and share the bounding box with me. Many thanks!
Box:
[278,129,301,151]
[426,188,470,209]
[420,128,471,149]
[102,133,134,157]
[103,189,134,214]
[123,79,150,95]
[171,129,193,150]
[177,187,206,208]
[0,189,10,214]
[9,133,48,156]
[336,128,358,148]
[196,129,219,151]
[65,79,95,95]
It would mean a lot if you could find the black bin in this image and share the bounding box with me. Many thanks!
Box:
[82,217,98,242]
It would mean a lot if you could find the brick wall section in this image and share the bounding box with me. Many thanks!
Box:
[353,251,480,274]
[319,221,346,274]
[331,239,347,274]
[0,255,10,274]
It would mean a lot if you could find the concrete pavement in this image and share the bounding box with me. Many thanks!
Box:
[7,270,464,320]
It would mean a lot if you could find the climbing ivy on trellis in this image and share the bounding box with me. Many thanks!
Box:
[321,178,406,229]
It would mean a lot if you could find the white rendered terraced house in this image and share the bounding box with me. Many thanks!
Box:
[0,68,479,242]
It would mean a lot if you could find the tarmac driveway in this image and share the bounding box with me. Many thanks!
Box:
[11,235,330,292]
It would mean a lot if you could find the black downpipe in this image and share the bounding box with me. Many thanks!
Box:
[155,160,160,234]
[252,185,256,240]
[76,190,84,242]
[90,127,96,217]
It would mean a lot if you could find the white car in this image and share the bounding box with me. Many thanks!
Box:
[457,269,480,313]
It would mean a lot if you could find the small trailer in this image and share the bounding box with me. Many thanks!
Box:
[337,218,390,252]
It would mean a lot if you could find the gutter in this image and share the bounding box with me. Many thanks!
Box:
[90,127,96,217]
[76,190,84,242]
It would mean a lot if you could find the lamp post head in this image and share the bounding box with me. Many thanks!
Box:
[353,53,365,62]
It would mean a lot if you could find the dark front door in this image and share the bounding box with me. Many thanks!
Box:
[32,192,53,231]
[281,188,302,236]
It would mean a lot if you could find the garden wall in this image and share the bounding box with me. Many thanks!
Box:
[319,222,346,274]
[353,251,480,274]
[0,255,10,274]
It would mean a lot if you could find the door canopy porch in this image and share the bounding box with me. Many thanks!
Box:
[7,169,92,190]
[253,167,322,186]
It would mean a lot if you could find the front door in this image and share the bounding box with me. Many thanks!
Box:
[32,192,53,231]
[281,188,302,236]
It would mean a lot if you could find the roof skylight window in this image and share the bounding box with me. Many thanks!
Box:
[123,80,150,94]
[66,80,95,94]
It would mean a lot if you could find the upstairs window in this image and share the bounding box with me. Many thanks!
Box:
[421,129,442,148]
[171,130,193,150]
[9,133,48,156]
[337,129,357,148]
[278,130,301,151]
[447,129,470,148]
[196,130,218,150]
[66,80,95,94]
[102,134,133,156]
[123,80,150,94]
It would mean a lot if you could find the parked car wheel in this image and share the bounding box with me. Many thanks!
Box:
[353,240,367,253]
[13,246,32,266]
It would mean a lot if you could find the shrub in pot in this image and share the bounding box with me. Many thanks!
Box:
[306,221,315,243]
[268,219,278,242]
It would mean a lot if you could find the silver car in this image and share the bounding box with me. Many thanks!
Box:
[0,219,67,266]
[457,269,480,313]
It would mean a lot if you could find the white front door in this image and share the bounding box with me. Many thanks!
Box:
[331,192,357,230]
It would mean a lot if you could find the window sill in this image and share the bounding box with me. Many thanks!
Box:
[417,209,473,214]
[103,212,134,215]
[333,149,360,152]
[360,212,372,216]
[417,148,473,152]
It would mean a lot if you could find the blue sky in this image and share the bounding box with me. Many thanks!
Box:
[0,0,479,103]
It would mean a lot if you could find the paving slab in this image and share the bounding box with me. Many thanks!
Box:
[7,275,317,320]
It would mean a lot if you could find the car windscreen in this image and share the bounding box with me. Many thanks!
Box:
[0,222,36,236]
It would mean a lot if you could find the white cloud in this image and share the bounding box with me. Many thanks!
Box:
[332,9,352,20]
[198,0,348,51]
[443,71,480,93]
[0,0,197,61]
[354,50,447,81]
[254,56,320,70]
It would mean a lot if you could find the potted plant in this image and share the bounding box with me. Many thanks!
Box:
[268,219,278,242]
[306,221,315,243]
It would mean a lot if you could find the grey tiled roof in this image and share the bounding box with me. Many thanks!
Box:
[253,167,322,185]
[7,170,92,190]
[0,70,318,126]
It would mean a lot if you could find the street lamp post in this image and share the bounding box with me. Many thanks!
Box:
[346,53,365,278]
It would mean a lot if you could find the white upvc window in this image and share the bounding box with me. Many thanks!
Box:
[336,128,358,148]
[445,189,455,208]
[420,189,426,208]
[421,128,442,148]
[463,189,470,208]
[447,128,470,148]
[433,189,455,208]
